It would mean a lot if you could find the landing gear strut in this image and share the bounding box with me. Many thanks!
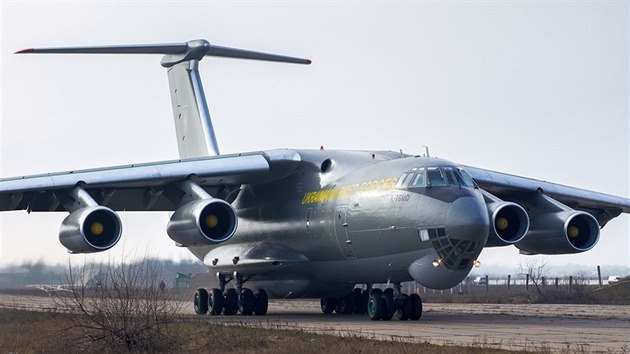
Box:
[193,271,268,316]
[320,283,422,321]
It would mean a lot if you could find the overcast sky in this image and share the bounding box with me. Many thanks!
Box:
[1,1,628,271]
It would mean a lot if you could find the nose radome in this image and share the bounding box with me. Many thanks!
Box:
[445,196,490,242]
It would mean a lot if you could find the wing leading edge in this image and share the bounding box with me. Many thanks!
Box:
[464,165,630,227]
[0,149,301,212]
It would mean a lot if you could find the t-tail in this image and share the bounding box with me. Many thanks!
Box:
[17,39,311,158]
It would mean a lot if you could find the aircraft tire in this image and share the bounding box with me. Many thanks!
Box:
[194,288,208,315]
[320,298,336,314]
[240,288,255,315]
[336,293,355,314]
[208,288,223,315]
[367,292,383,320]
[381,291,395,321]
[396,294,411,320]
[254,289,268,315]
[409,294,422,320]
[223,288,238,315]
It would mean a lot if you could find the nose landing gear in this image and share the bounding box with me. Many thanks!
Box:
[193,272,268,316]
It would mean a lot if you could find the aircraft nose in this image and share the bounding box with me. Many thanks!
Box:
[445,196,490,242]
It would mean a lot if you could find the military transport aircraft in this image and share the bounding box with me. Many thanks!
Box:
[2,39,629,320]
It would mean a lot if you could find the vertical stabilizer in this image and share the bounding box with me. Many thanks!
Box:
[167,60,219,158]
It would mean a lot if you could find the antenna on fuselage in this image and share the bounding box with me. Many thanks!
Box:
[16,39,311,158]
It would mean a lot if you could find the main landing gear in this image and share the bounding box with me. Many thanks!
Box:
[320,283,422,321]
[194,272,268,316]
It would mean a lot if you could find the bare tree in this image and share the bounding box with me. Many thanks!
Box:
[519,258,548,300]
[53,257,183,351]
[569,271,592,302]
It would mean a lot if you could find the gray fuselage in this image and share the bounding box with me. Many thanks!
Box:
[188,149,490,298]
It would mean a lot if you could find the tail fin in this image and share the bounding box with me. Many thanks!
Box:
[17,39,311,158]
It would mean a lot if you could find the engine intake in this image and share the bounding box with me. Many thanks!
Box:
[516,211,600,254]
[59,206,122,253]
[485,202,529,246]
[167,198,237,246]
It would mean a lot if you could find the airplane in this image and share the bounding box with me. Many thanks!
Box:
[26,266,100,293]
[2,39,629,320]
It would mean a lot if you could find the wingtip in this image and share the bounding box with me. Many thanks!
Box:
[15,48,35,54]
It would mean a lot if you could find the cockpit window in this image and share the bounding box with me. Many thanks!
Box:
[444,167,463,186]
[458,169,476,188]
[409,169,426,187]
[396,173,408,188]
[396,172,416,188]
[401,166,475,189]
[427,168,447,187]
[444,169,456,185]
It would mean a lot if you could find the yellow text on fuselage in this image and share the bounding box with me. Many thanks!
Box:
[301,177,398,205]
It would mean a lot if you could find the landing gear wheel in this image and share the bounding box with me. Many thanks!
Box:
[409,293,422,320]
[335,294,356,314]
[194,288,208,315]
[396,294,411,320]
[254,289,268,316]
[381,291,395,321]
[320,298,336,314]
[208,288,223,315]
[240,288,255,315]
[367,291,383,320]
[223,288,238,315]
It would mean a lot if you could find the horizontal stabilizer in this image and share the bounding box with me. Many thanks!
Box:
[15,43,188,55]
[16,39,311,67]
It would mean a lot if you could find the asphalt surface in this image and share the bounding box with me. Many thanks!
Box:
[2,293,629,352]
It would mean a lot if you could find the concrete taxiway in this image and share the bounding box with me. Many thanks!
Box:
[200,300,630,353]
[1,293,628,352]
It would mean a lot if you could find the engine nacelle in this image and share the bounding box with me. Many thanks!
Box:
[59,206,122,253]
[167,198,237,246]
[485,202,530,247]
[516,211,600,254]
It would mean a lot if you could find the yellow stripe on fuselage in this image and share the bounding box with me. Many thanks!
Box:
[301,177,398,205]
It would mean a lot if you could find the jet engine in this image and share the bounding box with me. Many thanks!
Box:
[485,202,529,247]
[59,206,122,253]
[167,198,238,246]
[516,211,600,254]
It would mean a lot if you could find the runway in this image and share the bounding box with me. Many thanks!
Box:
[199,300,630,353]
[2,293,629,352]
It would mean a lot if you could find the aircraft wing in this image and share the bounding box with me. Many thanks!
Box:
[464,165,630,226]
[0,149,301,212]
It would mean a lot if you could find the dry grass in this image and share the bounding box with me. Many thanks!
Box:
[0,308,526,353]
